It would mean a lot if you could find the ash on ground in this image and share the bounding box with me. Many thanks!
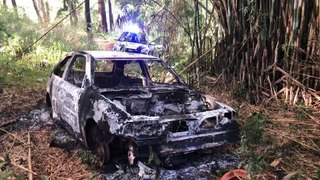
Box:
[16,107,78,151]
[17,107,53,130]
[15,108,240,179]
[100,152,240,180]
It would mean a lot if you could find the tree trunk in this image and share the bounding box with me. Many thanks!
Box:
[38,0,50,24]
[98,0,108,32]
[108,0,114,31]
[68,0,78,25]
[32,0,42,23]
[11,0,17,14]
[194,0,201,87]
[44,0,50,22]
[3,0,7,8]
[85,0,93,41]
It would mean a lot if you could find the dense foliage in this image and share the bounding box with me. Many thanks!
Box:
[0,7,96,87]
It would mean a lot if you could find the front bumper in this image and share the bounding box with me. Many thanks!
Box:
[129,127,239,156]
[125,48,140,53]
[125,48,149,54]
[156,129,239,155]
[121,108,240,155]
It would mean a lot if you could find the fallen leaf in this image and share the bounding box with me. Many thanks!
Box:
[270,158,282,168]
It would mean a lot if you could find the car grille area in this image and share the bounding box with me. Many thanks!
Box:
[169,120,189,133]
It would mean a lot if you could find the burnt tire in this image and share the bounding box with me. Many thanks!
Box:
[96,142,110,166]
[45,93,53,118]
[87,124,111,166]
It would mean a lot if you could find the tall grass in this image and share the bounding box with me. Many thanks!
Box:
[0,7,97,88]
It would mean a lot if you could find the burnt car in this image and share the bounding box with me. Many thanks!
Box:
[46,51,239,165]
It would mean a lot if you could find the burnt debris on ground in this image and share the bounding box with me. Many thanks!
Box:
[100,152,240,180]
[0,107,240,179]
[17,107,53,130]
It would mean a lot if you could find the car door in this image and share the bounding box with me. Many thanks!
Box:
[57,53,92,134]
[50,55,72,120]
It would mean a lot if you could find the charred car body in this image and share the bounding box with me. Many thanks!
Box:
[46,51,239,165]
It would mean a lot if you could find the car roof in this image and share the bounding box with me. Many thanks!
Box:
[81,51,159,61]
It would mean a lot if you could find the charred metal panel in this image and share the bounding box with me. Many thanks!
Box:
[92,97,130,134]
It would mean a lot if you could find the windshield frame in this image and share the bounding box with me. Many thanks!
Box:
[92,58,187,89]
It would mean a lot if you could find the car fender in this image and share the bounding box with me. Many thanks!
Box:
[84,93,130,135]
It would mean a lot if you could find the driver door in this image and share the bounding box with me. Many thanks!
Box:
[58,53,90,133]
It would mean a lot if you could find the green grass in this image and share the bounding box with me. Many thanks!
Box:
[79,150,97,167]
[0,161,13,179]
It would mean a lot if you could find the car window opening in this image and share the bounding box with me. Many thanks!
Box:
[94,59,179,89]
[66,56,86,87]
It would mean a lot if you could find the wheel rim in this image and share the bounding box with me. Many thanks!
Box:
[127,143,138,165]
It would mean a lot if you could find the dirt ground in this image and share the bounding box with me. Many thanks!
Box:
[0,87,319,179]
[0,88,241,179]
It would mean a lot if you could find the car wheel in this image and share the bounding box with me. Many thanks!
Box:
[96,142,110,166]
[46,93,53,118]
[90,125,111,166]
[120,46,126,52]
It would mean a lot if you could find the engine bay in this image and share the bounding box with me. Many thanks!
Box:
[101,88,218,116]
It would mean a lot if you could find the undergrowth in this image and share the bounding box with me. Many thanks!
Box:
[79,150,97,167]
[0,161,13,179]
[0,7,98,89]
[238,112,270,176]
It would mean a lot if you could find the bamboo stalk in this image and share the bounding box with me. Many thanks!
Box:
[265,128,320,153]
[209,0,319,104]
[28,132,33,180]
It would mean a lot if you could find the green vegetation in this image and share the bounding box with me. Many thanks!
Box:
[79,150,97,167]
[240,112,269,150]
[0,7,97,89]
[0,161,13,179]
[238,112,270,175]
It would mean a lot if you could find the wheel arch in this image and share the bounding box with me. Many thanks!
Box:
[84,118,114,149]
[84,118,98,150]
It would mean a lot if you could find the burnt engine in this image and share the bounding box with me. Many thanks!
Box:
[102,89,210,116]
